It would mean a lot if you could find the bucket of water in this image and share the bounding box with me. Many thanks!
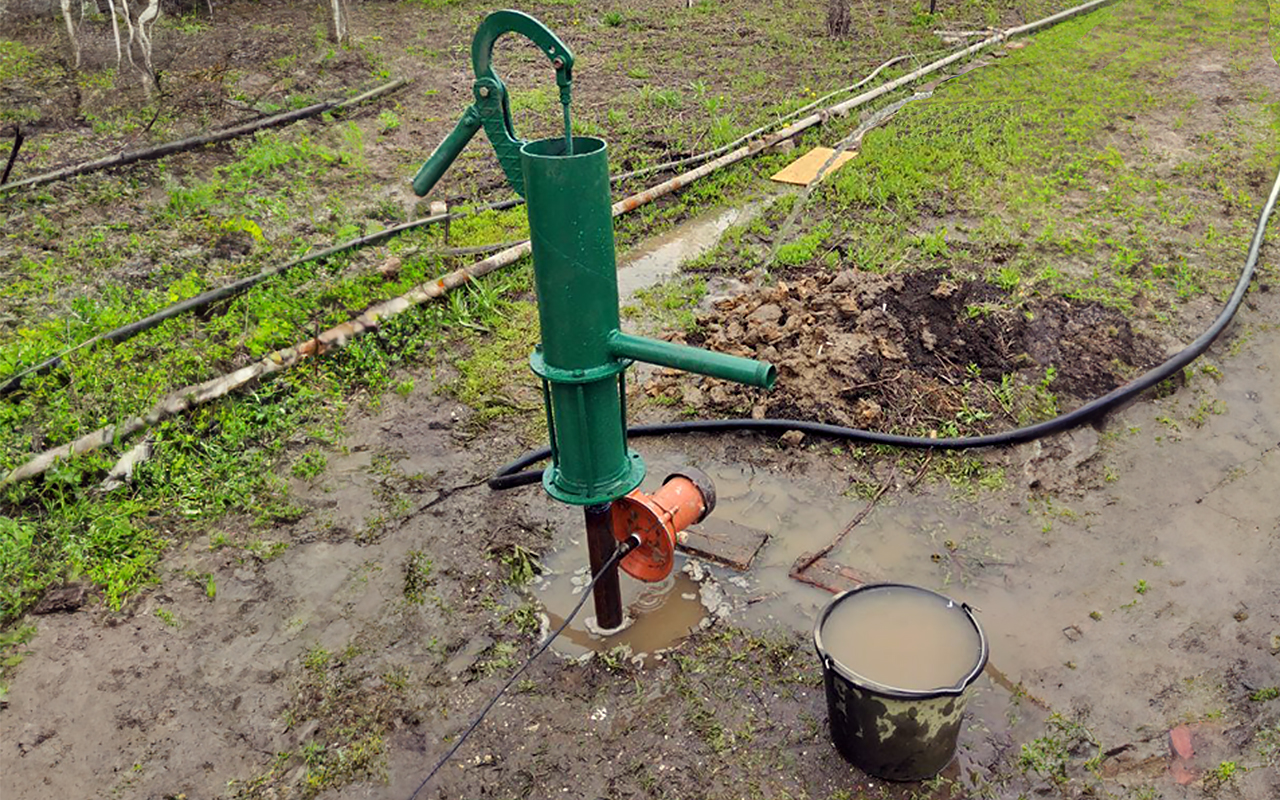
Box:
[812,583,989,781]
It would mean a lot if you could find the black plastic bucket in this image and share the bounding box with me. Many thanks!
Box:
[813,583,989,782]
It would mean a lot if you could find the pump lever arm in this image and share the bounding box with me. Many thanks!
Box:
[471,10,574,88]
[412,106,482,197]
[411,9,576,199]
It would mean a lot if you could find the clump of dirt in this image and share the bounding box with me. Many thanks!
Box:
[644,269,1164,433]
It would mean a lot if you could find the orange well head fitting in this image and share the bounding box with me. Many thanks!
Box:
[611,468,716,582]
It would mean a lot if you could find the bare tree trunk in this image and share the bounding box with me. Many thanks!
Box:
[61,0,81,68]
[136,0,160,89]
[106,0,123,67]
[328,0,348,45]
[826,0,851,38]
[116,0,141,78]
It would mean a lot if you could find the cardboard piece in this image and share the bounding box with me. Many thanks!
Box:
[770,146,857,186]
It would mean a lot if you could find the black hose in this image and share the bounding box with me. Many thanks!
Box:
[490,161,1280,491]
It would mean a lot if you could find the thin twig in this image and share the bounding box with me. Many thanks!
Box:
[906,451,934,489]
[1,124,23,185]
[792,466,897,576]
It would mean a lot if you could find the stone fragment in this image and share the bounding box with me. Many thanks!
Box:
[747,303,784,325]
[31,583,89,614]
[1169,725,1194,760]
[445,634,494,678]
[855,398,881,424]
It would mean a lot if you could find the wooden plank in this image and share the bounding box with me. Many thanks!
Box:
[677,517,769,571]
[770,146,857,186]
[789,556,877,594]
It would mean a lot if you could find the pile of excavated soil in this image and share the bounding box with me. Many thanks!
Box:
[644,269,1165,433]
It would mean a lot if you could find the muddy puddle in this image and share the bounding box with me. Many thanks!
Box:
[616,198,774,303]
[532,557,708,664]
[530,456,1008,666]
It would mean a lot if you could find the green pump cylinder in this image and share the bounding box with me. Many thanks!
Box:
[523,136,644,505]
[523,136,620,367]
[521,135,776,505]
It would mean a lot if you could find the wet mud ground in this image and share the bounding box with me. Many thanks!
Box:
[4,291,1278,800]
[4,209,1279,800]
[4,3,1280,800]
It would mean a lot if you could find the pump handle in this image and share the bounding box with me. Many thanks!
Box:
[411,10,575,198]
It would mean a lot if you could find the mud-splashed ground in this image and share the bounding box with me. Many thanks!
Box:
[644,269,1166,434]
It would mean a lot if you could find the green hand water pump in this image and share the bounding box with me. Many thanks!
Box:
[413,9,775,628]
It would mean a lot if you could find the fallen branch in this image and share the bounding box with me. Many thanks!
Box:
[1,124,22,185]
[98,437,152,492]
[0,78,408,197]
[791,467,897,577]
[0,201,522,398]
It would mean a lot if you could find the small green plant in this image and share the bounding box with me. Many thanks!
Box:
[479,641,519,674]
[154,607,180,627]
[303,646,331,672]
[377,109,401,133]
[994,264,1022,291]
[1249,686,1279,701]
[1259,723,1280,766]
[1209,760,1237,787]
[638,86,682,109]
[205,574,217,600]
[495,545,542,586]
[245,540,289,561]
[1134,579,1149,594]
[403,550,433,605]
[393,379,414,397]
[916,226,950,258]
[1018,713,1102,783]
[598,645,631,672]
[502,603,541,635]
[0,625,38,695]
[602,11,625,26]
[291,450,328,480]
[775,222,833,266]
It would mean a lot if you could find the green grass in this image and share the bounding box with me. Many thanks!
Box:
[682,0,1278,325]
[0,40,37,83]
[0,196,536,626]
[622,276,708,334]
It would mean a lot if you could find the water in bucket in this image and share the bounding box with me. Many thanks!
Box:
[814,583,988,782]
[820,584,982,691]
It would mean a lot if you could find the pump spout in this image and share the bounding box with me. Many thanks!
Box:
[412,106,483,197]
[608,331,776,390]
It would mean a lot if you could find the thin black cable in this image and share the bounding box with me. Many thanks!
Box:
[407,534,640,800]
[490,160,1280,490]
